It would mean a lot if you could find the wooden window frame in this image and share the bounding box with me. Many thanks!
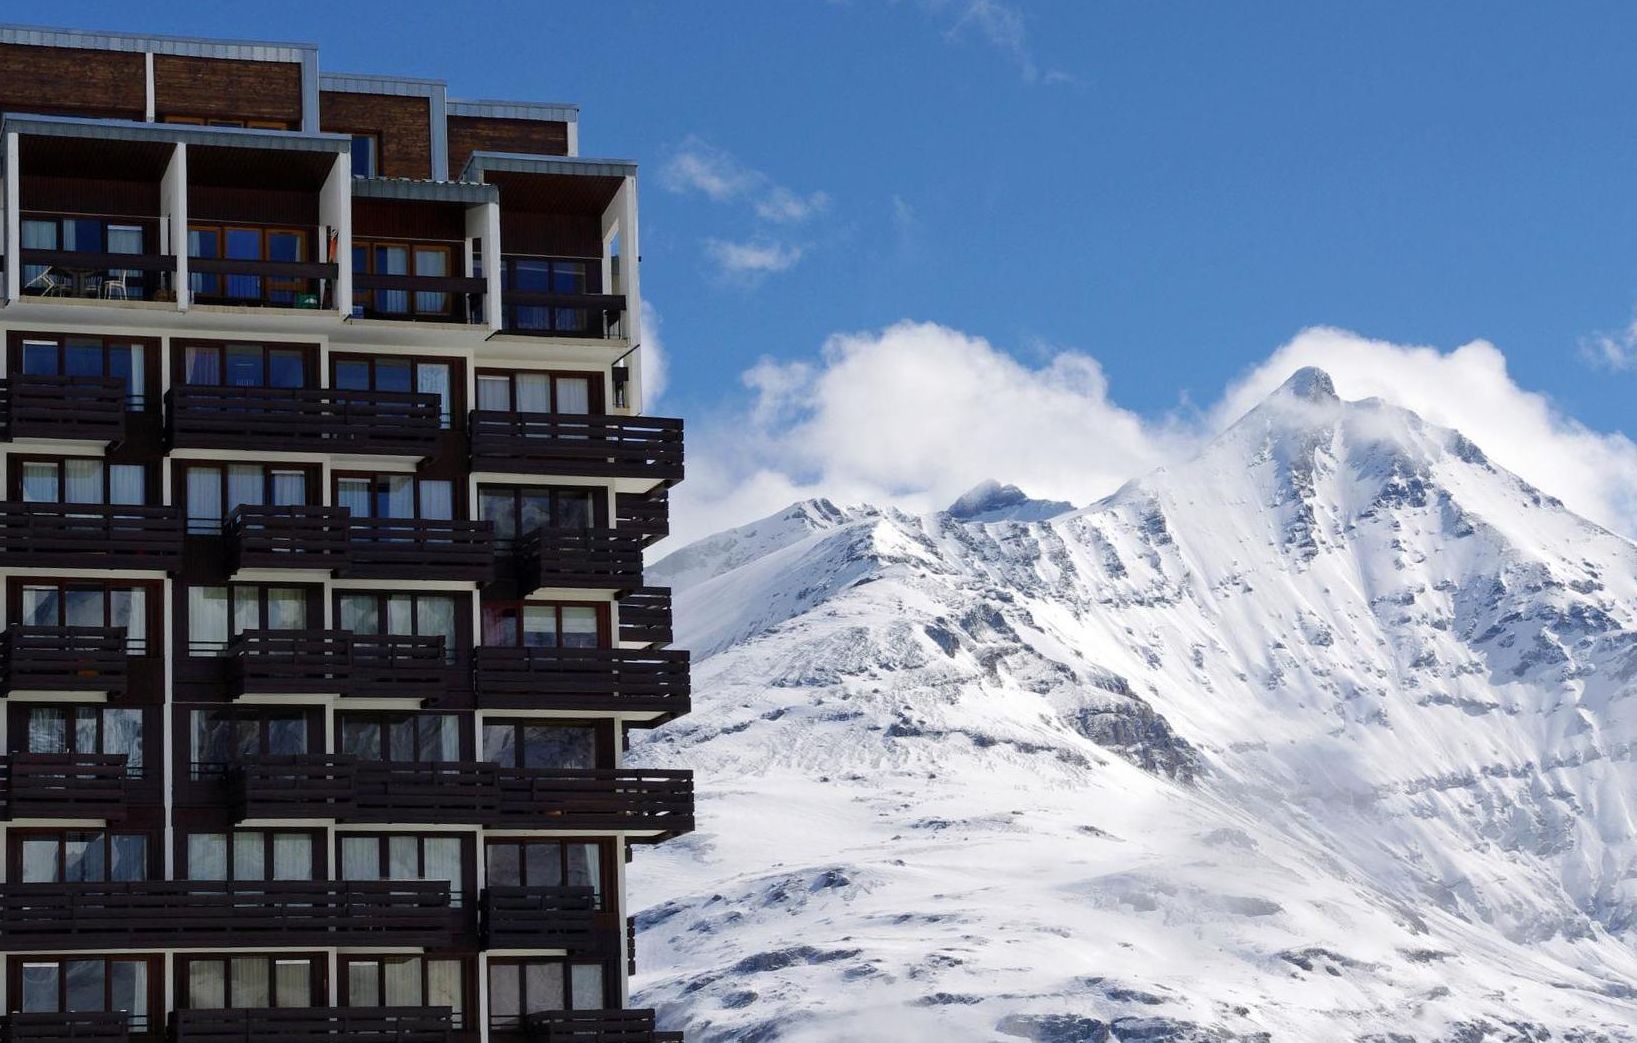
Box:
[10,455,153,506]
[173,952,327,1011]
[332,471,462,521]
[9,332,159,410]
[179,828,325,882]
[335,711,465,764]
[338,955,472,1029]
[473,368,604,415]
[479,600,607,649]
[6,954,164,1030]
[7,828,156,884]
[8,577,162,656]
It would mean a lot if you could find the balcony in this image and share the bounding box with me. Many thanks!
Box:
[471,647,690,722]
[227,630,350,697]
[172,1007,455,1043]
[616,489,670,547]
[225,505,352,572]
[0,754,130,822]
[342,518,495,582]
[353,271,488,325]
[522,1011,681,1043]
[480,885,601,950]
[0,626,128,696]
[0,880,454,950]
[500,292,627,340]
[2,375,127,444]
[0,502,183,571]
[0,1013,130,1043]
[350,635,458,702]
[166,387,442,456]
[232,757,695,836]
[469,412,683,484]
[519,528,645,592]
[618,588,673,648]
[19,248,175,303]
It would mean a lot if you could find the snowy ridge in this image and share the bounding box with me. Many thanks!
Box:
[629,368,1637,1043]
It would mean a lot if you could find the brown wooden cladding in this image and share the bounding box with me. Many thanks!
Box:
[0,1012,131,1043]
[153,55,302,126]
[500,211,604,260]
[322,92,432,179]
[19,179,161,219]
[171,1007,454,1043]
[0,44,144,120]
[353,199,468,242]
[446,115,568,178]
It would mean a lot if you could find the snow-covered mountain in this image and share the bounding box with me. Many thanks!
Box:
[627,367,1637,1043]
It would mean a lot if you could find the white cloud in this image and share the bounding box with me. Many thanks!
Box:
[663,322,1637,552]
[1581,315,1637,372]
[702,239,805,282]
[660,140,759,202]
[943,0,1036,81]
[636,301,668,406]
[754,186,831,224]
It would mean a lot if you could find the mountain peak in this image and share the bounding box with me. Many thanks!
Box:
[945,480,1074,523]
[1275,365,1339,403]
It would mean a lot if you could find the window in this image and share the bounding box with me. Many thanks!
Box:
[19,958,152,1030]
[181,956,316,1009]
[339,834,464,903]
[500,256,593,333]
[186,585,308,655]
[19,583,149,655]
[481,722,597,770]
[344,957,465,1028]
[352,242,455,318]
[474,371,596,415]
[337,592,459,660]
[477,486,598,547]
[481,602,602,649]
[486,840,604,907]
[185,831,315,881]
[17,831,149,883]
[16,458,147,505]
[333,356,454,426]
[188,227,309,305]
[180,462,312,533]
[18,337,149,408]
[338,713,460,763]
[487,960,603,1030]
[335,474,454,520]
[20,217,152,300]
[188,710,311,779]
[25,706,144,776]
[351,134,379,179]
[181,342,308,388]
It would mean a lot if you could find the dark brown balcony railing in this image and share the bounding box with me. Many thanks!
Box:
[0,1012,130,1043]
[0,626,128,695]
[172,1007,454,1043]
[0,502,183,571]
[616,489,669,547]
[166,386,441,455]
[2,375,128,443]
[20,248,175,303]
[500,293,627,339]
[471,647,689,720]
[480,885,600,950]
[0,880,453,950]
[225,505,352,572]
[188,257,338,310]
[350,635,456,701]
[0,754,129,821]
[342,518,495,582]
[469,412,684,483]
[521,1010,675,1042]
[227,630,350,696]
[618,588,673,647]
[231,757,694,836]
[354,270,488,325]
[626,916,638,975]
[520,528,645,592]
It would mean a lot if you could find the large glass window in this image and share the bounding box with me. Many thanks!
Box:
[339,834,464,903]
[338,713,460,763]
[188,710,310,779]
[344,957,465,1028]
[18,337,149,408]
[181,343,307,388]
[20,583,149,655]
[337,592,459,661]
[487,960,603,1030]
[333,356,454,426]
[25,706,144,776]
[481,602,601,649]
[352,242,455,318]
[16,458,147,505]
[485,840,604,907]
[181,463,311,533]
[186,585,308,655]
[500,256,593,333]
[477,486,598,547]
[474,371,596,414]
[19,958,152,1030]
[481,722,597,770]
[182,956,316,1010]
[335,474,454,520]
[188,227,310,306]
[185,831,315,882]
[17,831,149,883]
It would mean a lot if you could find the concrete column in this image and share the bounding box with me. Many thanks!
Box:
[4,131,20,303]
[160,142,187,310]
[320,151,353,315]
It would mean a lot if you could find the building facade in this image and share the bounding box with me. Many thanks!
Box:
[0,24,689,1043]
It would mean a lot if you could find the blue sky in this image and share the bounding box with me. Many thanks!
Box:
[35,1,1637,539]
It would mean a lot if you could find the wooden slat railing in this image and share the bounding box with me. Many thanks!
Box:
[0,880,454,949]
[618,588,673,647]
[500,293,627,339]
[0,1012,130,1042]
[471,647,689,719]
[489,768,694,834]
[3,375,128,443]
[616,489,669,546]
[0,502,183,570]
[521,527,646,591]
[0,754,129,821]
[0,625,128,695]
[343,518,495,581]
[350,634,456,700]
[469,412,683,483]
[480,885,600,950]
[225,505,352,572]
[227,629,351,696]
[229,755,358,820]
[166,386,440,455]
[172,1006,454,1043]
[521,1009,668,1042]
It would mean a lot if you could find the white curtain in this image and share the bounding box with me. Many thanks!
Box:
[569,964,603,1010]
[427,961,461,1023]
[231,958,270,1009]
[265,589,306,631]
[189,961,226,1009]
[109,465,144,506]
[271,471,306,506]
[383,959,421,1007]
[337,479,371,518]
[348,963,381,1007]
[273,834,313,881]
[27,708,67,754]
[417,363,452,427]
[233,833,265,881]
[111,589,146,655]
[188,587,229,655]
[274,961,310,1008]
[187,468,223,531]
[227,465,263,515]
[188,835,228,881]
[342,837,379,881]
[65,460,102,504]
[476,376,509,411]
[383,476,415,519]
[424,837,461,894]
[418,481,452,521]
[556,377,591,414]
[21,463,58,503]
[516,373,551,413]
[102,709,143,774]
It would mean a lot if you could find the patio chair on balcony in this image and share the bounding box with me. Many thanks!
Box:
[23,267,70,297]
[102,272,131,300]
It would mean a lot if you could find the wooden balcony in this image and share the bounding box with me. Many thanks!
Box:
[166,387,441,456]
[227,630,350,697]
[0,880,454,950]
[520,528,645,592]
[2,375,127,444]
[471,647,689,722]
[232,757,695,836]
[188,257,339,310]
[500,293,627,339]
[480,885,601,950]
[469,412,683,484]
[354,270,488,325]
[172,1007,454,1043]
[0,754,129,821]
[522,1010,678,1043]
[225,505,352,572]
[616,489,669,547]
[342,518,495,582]
[0,502,183,571]
[19,248,176,303]
[618,588,673,647]
[0,1013,130,1043]
[0,626,128,695]
[350,635,457,701]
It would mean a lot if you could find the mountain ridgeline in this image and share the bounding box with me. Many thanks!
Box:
[628,368,1637,1043]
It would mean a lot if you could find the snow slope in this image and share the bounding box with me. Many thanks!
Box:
[628,368,1637,1043]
